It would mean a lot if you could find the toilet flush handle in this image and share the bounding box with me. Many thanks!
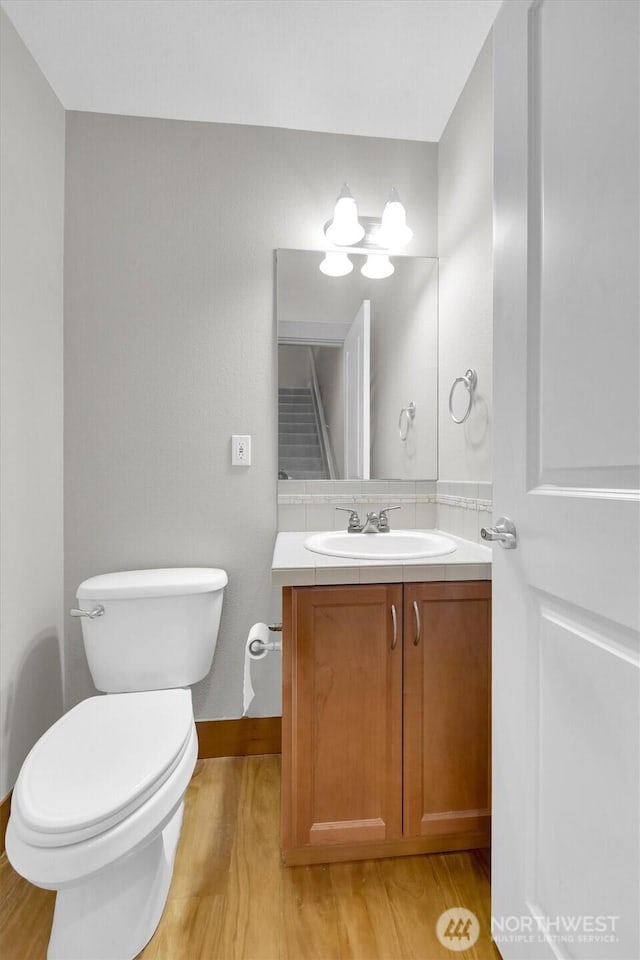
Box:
[70,604,105,619]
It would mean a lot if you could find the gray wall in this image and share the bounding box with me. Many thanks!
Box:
[64,114,438,719]
[370,258,438,479]
[438,36,493,482]
[278,345,309,389]
[0,10,65,797]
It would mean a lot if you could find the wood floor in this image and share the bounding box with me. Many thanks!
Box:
[0,756,499,960]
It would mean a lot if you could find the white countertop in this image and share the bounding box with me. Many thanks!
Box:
[272,530,492,587]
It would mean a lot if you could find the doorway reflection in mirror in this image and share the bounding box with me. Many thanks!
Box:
[277,250,438,482]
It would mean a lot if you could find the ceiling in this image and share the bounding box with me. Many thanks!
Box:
[1,0,502,142]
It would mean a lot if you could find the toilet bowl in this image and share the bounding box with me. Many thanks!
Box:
[5,568,227,960]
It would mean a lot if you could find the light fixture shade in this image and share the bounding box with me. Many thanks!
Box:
[319,251,353,277]
[361,254,394,279]
[378,188,413,248]
[324,183,365,246]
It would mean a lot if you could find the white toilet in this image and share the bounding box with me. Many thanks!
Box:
[6,567,227,960]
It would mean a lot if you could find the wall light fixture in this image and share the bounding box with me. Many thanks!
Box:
[378,188,413,248]
[320,184,412,278]
[324,184,365,246]
[361,254,395,279]
[319,251,354,277]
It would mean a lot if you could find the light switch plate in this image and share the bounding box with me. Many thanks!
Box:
[232,435,251,466]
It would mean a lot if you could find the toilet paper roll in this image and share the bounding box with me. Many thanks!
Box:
[243,622,270,716]
[247,621,271,660]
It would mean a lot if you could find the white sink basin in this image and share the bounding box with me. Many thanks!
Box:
[304,529,457,561]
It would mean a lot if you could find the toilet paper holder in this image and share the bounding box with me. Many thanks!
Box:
[249,623,282,656]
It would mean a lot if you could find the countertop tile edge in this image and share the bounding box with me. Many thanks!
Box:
[272,532,492,587]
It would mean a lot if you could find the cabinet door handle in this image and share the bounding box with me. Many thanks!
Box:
[391,604,398,650]
[413,600,421,646]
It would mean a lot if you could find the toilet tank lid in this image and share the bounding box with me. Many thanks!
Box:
[77,567,228,600]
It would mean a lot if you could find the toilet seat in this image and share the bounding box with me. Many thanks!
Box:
[6,716,198,889]
[11,689,193,847]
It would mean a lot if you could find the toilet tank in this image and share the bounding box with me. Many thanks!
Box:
[75,568,228,693]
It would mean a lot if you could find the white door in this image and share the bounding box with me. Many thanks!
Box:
[343,300,370,479]
[492,2,639,959]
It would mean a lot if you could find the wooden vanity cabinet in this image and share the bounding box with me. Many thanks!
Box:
[403,582,491,841]
[281,584,403,852]
[281,580,491,865]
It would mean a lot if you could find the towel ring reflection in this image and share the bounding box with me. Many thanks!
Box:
[398,401,416,441]
[448,369,477,424]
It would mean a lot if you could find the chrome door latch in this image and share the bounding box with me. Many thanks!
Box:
[481,517,517,549]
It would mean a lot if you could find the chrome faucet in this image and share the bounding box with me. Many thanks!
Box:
[335,507,363,532]
[377,505,401,532]
[361,512,381,534]
[362,505,401,533]
[336,505,401,534]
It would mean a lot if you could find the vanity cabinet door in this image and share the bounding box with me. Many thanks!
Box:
[282,584,403,851]
[403,581,491,841]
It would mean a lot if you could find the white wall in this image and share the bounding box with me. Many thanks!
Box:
[64,114,438,720]
[0,10,65,798]
[438,36,493,482]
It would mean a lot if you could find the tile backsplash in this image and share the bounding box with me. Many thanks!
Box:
[277,480,492,546]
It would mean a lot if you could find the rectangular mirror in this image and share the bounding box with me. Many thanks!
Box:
[277,249,438,481]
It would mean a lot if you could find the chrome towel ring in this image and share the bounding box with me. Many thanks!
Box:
[449,369,477,424]
[398,401,416,441]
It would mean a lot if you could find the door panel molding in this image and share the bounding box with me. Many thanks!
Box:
[529,485,640,502]
[526,0,640,493]
[523,898,566,960]
[527,591,640,953]
[535,589,640,668]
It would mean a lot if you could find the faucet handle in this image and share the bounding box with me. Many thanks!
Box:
[378,505,401,531]
[335,507,362,532]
